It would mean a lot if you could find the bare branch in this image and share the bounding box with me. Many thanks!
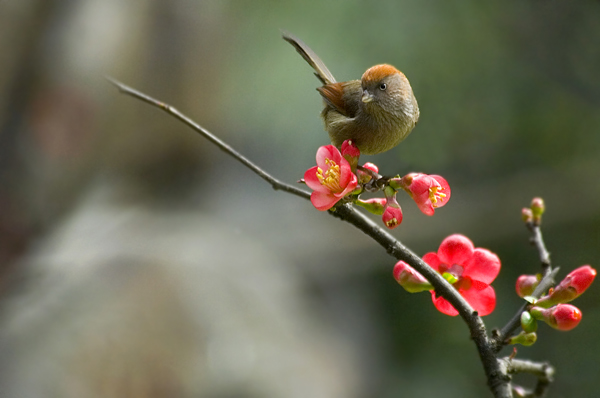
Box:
[493,220,558,351]
[527,222,551,272]
[105,77,310,201]
[499,357,554,398]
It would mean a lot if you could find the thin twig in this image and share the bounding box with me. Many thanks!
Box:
[493,268,559,351]
[493,221,557,351]
[108,77,513,398]
[499,357,554,398]
[527,222,551,272]
[105,77,310,201]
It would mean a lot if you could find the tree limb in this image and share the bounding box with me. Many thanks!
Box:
[108,77,513,397]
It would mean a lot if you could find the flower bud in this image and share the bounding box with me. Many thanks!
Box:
[530,304,582,331]
[357,162,379,184]
[507,331,537,346]
[536,265,596,307]
[341,140,360,171]
[382,205,403,229]
[356,198,386,215]
[520,311,538,333]
[530,197,545,224]
[393,261,433,293]
[521,208,533,223]
[515,274,541,298]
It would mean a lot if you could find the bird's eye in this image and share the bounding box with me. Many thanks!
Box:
[379,83,387,90]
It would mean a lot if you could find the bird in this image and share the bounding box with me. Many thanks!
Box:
[283,32,420,155]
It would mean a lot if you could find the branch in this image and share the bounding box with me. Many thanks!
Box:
[493,221,557,351]
[526,222,551,272]
[105,77,310,201]
[499,357,554,398]
[108,77,513,397]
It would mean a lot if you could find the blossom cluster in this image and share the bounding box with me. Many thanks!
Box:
[513,198,597,337]
[394,234,500,316]
[303,140,450,229]
[516,265,596,334]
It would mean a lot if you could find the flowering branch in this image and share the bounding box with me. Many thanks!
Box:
[493,202,559,350]
[108,77,548,398]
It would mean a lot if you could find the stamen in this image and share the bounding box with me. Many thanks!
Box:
[315,158,342,191]
[429,186,447,207]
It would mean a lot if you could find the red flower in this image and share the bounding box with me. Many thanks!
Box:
[401,173,451,216]
[304,145,358,211]
[423,234,500,316]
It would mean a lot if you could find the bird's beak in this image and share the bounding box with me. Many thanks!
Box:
[361,90,374,103]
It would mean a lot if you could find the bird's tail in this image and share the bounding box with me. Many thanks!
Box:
[282,31,336,85]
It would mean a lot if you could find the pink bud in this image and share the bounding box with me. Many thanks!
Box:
[530,304,582,331]
[393,261,433,293]
[357,162,379,184]
[536,265,596,307]
[521,208,533,223]
[563,265,596,295]
[382,205,403,229]
[356,198,387,215]
[341,140,360,170]
[530,197,545,216]
[515,274,540,298]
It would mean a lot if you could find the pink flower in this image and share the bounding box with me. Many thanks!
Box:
[536,265,596,307]
[530,304,582,331]
[304,145,358,211]
[400,173,451,216]
[423,234,500,316]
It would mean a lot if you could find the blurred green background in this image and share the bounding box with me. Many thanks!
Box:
[0,0,599,397]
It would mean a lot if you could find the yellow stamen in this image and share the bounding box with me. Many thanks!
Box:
[429,186,447,208]
[315,158,342,192]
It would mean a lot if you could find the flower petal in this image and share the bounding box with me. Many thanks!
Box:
[316,145,337,167]
[430,175,451,208]
[422,252,442,272]
[304,166,329,192]
[463,248,501,284]
[337,157,356,190]
[431,292,459,316]
[460,282,496,316]
[438,234,474,265]
[310,191,338,211]
[415,196,435,216]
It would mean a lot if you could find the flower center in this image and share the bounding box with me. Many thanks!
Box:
[316,158,342,192]
[440,264,464,286]
[429,185,447,208]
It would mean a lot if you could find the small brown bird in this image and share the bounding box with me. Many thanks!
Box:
[283,32,419,155]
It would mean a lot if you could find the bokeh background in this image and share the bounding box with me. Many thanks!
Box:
[0,1,599,397]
